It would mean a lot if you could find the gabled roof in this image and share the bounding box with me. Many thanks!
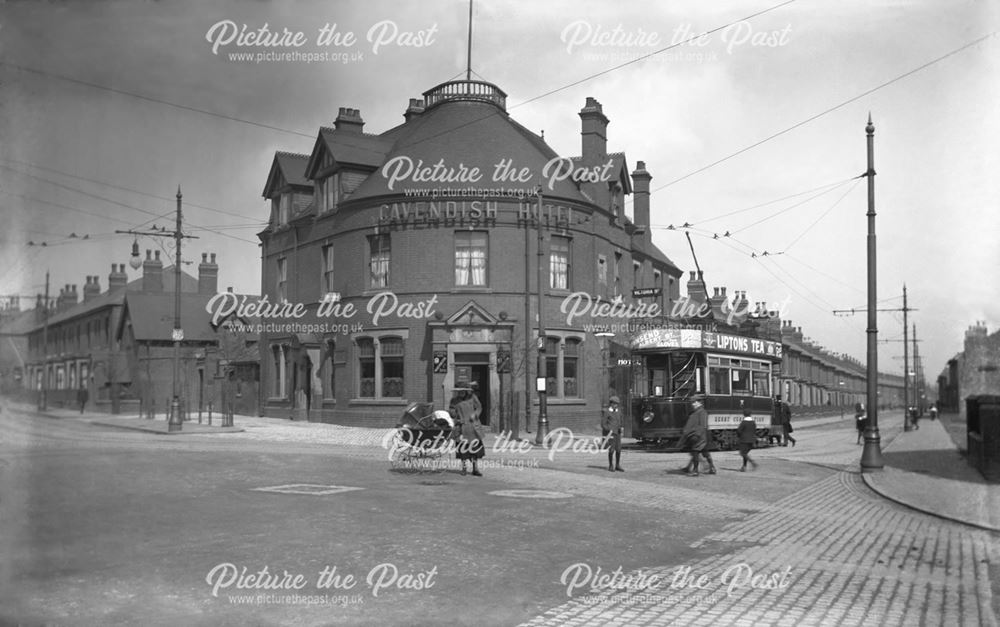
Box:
[262,152,311,198]
[304,128,393,179]
[26,269,200,332]
[118,292,218,342]
[569,151,632,195]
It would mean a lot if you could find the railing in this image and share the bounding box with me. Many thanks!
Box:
[422,80,507,111]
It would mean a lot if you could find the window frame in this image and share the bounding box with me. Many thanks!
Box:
[454,230,489,287]
[368,234,391,289]
[321,244,335,295]
[276,257,288,302]
[549,235,571,291]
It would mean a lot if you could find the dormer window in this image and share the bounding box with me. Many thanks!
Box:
[274,193,291,226]
[319,174,339,214]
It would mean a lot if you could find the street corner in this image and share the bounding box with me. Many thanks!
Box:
[89,416,245,435]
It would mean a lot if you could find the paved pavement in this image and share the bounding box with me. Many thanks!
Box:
[862,417,1000,532]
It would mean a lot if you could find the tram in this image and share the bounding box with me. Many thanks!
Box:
[628,327,783,449]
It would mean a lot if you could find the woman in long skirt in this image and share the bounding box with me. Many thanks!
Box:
[451,388,485,476]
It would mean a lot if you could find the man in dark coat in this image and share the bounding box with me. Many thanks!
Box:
[601,395,624,472]
[681,395,714,476]
[77,386,89,414]
[736,408,758,471]
[779,397,796,447]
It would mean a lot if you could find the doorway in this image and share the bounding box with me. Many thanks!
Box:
[470,363,490,426]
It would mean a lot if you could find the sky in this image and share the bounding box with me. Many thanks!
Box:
[1,0,997,389]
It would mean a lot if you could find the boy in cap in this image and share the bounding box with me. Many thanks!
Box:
[601,396,624,472]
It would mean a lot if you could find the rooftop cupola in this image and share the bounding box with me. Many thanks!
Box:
[421,79,507,112]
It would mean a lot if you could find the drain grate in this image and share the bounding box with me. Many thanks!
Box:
[252,484,364,496]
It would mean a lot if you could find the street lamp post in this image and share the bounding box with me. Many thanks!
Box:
[861,115,885,471]
[118,186,195,433]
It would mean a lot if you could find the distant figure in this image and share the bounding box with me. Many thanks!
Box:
[681,395,715,476]
[778,398,796,447]
[601,396,624,472]
[855,402,868,445]
[76,386,89,414]
[736,408,758,472]
[469,381,483,423]
[768,395,785,446]
[929,403,938,421]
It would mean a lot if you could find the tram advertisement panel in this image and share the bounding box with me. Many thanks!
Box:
[707,412,772,429]
[631,328,781,359]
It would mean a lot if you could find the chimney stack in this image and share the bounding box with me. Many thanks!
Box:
[686,271,709,309]
[334,107,364,133]
[142,249,163,292]
[108,264,128,292]
[83,276,101,302]
[403,98,425,122]
[198,252,219,295]
[631,160,651,241]
[579,97,609,162]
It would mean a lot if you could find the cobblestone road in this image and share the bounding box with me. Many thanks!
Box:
[521,470,998,626]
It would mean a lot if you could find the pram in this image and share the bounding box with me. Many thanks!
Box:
[389,402,456,464]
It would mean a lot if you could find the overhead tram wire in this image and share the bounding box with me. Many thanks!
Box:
[652,30,999,192]
[781,177,862,252]
[391,1,799,151]
[730,177,860,234]
[509,0,796,109]
[0,62,315,140]
[0,158,252,221]
[675,175,860,226]
[648,175,861,250]
[1,165,258,246]
[5,21,992,221]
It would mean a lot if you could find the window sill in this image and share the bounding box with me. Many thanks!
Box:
[348,398,409,406]
[450,287,493,294]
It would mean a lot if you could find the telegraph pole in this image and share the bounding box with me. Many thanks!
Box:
[38,271,50,411]
[861,114,884,471]
[902,285,910,430]
[170,187,184,432]
[116,185,196,432]
[534,186,549,446]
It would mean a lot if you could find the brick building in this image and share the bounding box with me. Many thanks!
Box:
[937,321,1000,412]
[257,79,683,429]
[19,251,257,415]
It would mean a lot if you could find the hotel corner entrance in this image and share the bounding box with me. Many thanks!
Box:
[453,353,491,426]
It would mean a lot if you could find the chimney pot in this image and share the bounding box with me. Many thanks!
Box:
[210,253,216,264]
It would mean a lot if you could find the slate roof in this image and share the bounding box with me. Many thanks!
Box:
[345,98,593,204]
[262,152,311,197]
[21,269,200,332]
[119,292,218,342]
